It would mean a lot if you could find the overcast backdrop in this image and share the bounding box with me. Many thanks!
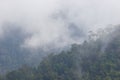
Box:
[0,0,120,51]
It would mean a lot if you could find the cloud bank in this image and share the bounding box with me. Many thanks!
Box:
[0,0,120,51]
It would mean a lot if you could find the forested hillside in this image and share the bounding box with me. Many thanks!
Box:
[0,26,120,80]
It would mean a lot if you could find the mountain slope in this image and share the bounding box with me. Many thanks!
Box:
[1,26,120,80]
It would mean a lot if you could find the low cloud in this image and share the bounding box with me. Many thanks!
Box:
[0,0,120,51]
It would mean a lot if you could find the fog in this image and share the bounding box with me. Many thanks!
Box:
[0,0,120,51]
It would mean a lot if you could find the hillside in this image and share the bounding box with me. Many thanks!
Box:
[0,26,120,80]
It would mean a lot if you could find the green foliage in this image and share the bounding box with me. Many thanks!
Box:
[2,26,120,80]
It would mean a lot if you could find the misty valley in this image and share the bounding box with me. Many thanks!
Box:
[1,0,120,80]
[0,25,120,80]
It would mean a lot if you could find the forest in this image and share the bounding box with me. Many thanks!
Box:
[0,26,120,80]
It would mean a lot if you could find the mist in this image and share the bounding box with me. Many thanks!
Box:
[0,0,120,52]
[0,0,120,78]
[0,0,120,68]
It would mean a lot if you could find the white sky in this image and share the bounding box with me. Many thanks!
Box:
[0,0,120,49]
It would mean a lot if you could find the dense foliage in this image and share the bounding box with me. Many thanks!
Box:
[1,26,120,80]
